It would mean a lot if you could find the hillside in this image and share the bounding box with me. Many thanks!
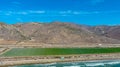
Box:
[0,22,120,45]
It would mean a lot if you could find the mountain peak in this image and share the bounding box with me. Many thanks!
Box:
[0,22,120,45]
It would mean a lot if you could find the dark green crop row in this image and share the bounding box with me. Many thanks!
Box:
[1,47,120,57]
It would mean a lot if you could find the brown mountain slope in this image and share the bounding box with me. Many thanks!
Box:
[14,22,120,44]
[0,22,120,45]
[87,25,120,40]
[0,23,27,41]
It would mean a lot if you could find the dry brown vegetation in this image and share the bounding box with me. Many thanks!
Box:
[0,22,119,45]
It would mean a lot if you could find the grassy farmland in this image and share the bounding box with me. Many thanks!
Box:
[1,48,120,57]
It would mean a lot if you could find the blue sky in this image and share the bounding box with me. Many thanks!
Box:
[0,0,120,25]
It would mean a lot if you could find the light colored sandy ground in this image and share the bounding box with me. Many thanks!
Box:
[0,41,120,66]
[0,48,10,55]
[0,48,6,52]
[0,48,11,56]
[0,40,120,48]
[0,44,120,48]
[0,53,120,66]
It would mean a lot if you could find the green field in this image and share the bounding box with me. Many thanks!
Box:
[1,48,120,57]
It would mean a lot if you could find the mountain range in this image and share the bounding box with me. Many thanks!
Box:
[0,22,120,45]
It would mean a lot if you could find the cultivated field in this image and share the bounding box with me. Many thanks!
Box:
[1,47,120,57]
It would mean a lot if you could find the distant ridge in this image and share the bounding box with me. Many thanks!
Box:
[0,22,120,45]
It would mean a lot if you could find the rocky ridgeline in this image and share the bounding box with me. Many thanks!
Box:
[0,22,120,44]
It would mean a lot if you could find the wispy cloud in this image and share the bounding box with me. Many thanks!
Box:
[0,10,120,16]
[29,10,46,14]
[91,0,105,4]
[0,10,46,16]
[17,12,28,15]
[16,17,23,22]
[59,10,72,14]
[11,1,21,5]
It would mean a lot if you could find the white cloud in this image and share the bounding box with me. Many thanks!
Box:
[91,0,104,4]
[73,11,90,15]
[11,1,21,5]
[58,10,102,15]
[16,18,23,22]
[5,13,11,16]
[4,11,12,16]
[16,12,28,15]
[29,10,46,14]
[1,10,120,16]
[59,10,72,14]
